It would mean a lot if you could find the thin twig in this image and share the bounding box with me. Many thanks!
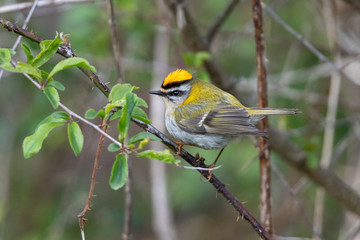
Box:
[205,0,241,44]
[106,0,123,83]
[262,2,360,86]
[0,0,39,80]
[78,118,108,240]
[0,0,93,14]
[252,0,272,234]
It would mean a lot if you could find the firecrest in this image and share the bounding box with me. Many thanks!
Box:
[149,69,299,165]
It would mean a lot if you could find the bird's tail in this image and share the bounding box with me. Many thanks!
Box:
[248,107,300,116]
[248,107,300,123]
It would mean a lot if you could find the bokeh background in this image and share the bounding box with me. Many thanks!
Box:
[1,0,360,239]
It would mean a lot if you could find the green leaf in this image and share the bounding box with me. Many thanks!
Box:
[44,86,60,109]
[109,108,122,121]
[21,43,33,63]
[37,111,69,127]
[194,51,211,67]
[118,93,136,141]
[23,119,66,158]
[131,107,150,124]
[128,132,161,145]
[108,143,121,152]
[67,121,84,156]
[85,109,97,119]
[32,35,63,68]
[109,154,128,190]
[48,80,65,91]
[109,83,138,104]
[137,149,180,164]
[0,62,42,80]
[47,57,96,80]
[0,48,13,64]
[135,97,148,108]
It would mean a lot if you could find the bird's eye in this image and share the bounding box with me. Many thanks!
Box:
[171,90,181,96]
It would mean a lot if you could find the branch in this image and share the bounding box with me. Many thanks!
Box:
[1,18,270,240]
[205,0,241,44]
[252,0,272,234]
[106,0,123,83]
[78,118,108,240]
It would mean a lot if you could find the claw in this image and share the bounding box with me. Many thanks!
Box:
[175,141,183,155]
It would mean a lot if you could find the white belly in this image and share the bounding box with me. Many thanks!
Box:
[165,112,230,149]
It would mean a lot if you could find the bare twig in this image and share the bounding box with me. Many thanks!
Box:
[262,2,360,86]
[252,0,272,234]
[78,118,108,240]
[0,0,93,14]
[205,0,241,44]
[0,0,39,80]
[106,0,123,83]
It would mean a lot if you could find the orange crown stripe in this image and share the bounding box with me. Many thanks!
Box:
[163,69,192,87]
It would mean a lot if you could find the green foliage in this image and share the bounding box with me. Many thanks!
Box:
[32,35,63,68]
[43,86,59,109]
[138,149,180,165]
[21,43,33,63]
[67,121,84,156]
[127,132,161,145]
[109,154,128,190]
[23,112,69,158]
[107,143,121,152]
[84,108,103,120]
[47,57,96,80]
[0,48,14,64]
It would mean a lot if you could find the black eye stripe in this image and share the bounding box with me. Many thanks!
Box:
[168,90,183,96]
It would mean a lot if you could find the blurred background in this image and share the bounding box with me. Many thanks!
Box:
[1,0,360,239]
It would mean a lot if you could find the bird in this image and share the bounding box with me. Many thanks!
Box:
[149,69,299,168]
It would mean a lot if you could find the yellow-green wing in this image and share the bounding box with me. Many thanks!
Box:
[176,102,266,137]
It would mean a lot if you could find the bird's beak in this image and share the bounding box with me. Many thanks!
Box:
[149,90,165,97]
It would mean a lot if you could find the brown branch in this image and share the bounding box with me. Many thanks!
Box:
[205,0,241,44]
[78,118,108,234]
[106,0,123,83]
[252,0,272,235]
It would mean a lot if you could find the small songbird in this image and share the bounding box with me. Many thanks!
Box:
[149,69,299,166]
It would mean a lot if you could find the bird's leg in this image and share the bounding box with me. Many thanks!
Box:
[175,141,184,155]
[205,148,225,181]
[208,148,225,169]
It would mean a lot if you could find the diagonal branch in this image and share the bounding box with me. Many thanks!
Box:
[205,0,241,44]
